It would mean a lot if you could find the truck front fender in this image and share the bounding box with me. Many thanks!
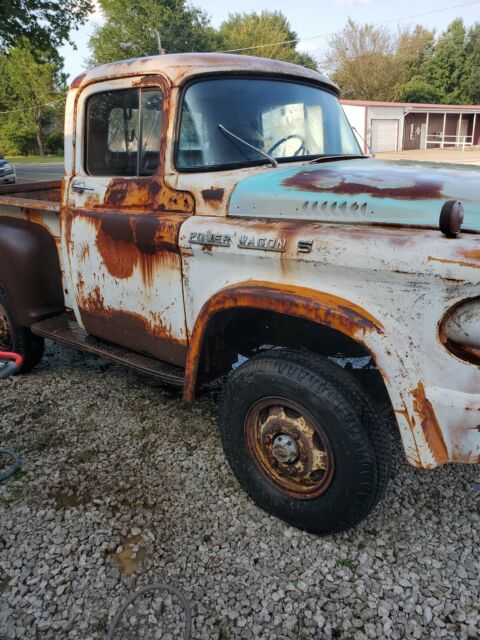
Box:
[183,280,452,471]
[183,280,385,403]
[0,217,64,326]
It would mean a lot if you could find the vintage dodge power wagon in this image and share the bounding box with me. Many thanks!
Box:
[0,54,479,534]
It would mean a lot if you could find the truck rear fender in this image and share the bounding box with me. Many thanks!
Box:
[0,217,64,326]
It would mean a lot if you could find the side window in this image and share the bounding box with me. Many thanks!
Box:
[85,87,163,177]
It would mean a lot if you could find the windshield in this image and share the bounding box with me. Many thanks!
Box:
[177,77,362,170]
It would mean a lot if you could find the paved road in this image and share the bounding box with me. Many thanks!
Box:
[14,162,64,183]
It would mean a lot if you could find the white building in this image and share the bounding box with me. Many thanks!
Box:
[341,99,480,153]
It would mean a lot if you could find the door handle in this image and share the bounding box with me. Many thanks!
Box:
[71,180,95,194]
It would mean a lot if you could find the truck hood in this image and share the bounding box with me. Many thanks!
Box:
[228,158,480,232]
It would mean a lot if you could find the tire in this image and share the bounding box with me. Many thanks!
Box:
[0,287,44,374]
[218,348,391,535]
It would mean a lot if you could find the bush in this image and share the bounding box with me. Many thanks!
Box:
[45,130,64,155]
[0,122,38,156]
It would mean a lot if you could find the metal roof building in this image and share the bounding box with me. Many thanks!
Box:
[341,99,480,154]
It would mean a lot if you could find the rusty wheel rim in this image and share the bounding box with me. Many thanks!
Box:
[245,397,335,499]
[0,303,12,350]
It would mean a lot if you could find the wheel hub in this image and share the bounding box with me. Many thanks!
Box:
[246,397,334,499]
[272,434,299,464]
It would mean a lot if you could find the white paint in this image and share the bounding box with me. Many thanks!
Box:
[341,104,366,152]
[371,119,399,152]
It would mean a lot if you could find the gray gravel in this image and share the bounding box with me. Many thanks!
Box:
[0,342,479,639]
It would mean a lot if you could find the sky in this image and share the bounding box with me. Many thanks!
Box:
[59,0,480,82]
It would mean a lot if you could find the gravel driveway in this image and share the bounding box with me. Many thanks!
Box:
[0,342,478,640]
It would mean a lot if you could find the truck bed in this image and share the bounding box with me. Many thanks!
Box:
[0,180,61,213]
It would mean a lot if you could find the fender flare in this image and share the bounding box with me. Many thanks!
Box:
[183,280,384,403]
[0,217,64,326]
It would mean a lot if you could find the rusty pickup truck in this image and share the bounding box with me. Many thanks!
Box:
[0,53,479,534]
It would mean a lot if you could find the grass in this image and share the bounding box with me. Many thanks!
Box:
[6,155,63,164]
[34,428,66,451]
[72,449,96,464]
[0,486,24,508]
[336,557,357,572]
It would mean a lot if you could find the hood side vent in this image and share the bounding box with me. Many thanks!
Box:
[302,199,371,217]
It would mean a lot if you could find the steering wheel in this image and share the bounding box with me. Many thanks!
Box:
[267,134,306,157]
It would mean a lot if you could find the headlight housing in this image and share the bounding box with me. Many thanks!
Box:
[440,297,480,365]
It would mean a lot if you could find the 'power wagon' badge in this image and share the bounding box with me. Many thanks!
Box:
[238,235,287,252]
[189,231,231,247]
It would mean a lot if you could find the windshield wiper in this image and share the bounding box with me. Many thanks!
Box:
[218,124,278,168]
[308,154,368,164]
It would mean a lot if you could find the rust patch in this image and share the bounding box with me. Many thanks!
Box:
[70,72,86,89]
[183,281,383,402]
[427,256,480,270]
[412,383,449,465]
[0,180,61,196]
[97,227,138,280]
[78,287,187,366]
[78,243,90,262]
[132,74,170,88]
[282,168,445,200]
[73,210,188,283]
[461,249,480,261]
[103,177,194,213]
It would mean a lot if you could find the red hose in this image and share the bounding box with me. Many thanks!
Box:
[0,352,23,367]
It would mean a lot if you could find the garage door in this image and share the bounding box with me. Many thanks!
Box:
[371,119,398,152]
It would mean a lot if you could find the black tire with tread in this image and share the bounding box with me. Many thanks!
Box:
[218,348,391,535]
[0,287,44,374]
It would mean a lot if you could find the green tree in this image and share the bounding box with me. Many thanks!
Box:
[423,19,469,104]
[0,0,92,58]
[89,0,221,65]
[325,20,435,101]
[393,78,441,103]
[217,11,317,70]
[0,43,65,156]
[0,122,38,156]
[392,26,435,88]
[463,23,480,103]
[325,19,397,100]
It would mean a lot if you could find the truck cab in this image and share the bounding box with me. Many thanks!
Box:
[0,53,479,535]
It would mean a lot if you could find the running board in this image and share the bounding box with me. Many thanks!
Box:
[31,313,184,386]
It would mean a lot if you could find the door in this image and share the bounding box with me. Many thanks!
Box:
[371,119,398,152]
[65,76,194,366]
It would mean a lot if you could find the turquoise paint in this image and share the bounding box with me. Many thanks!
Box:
[229,158,480,232]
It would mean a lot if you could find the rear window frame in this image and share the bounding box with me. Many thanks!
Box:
[83,85,164,178]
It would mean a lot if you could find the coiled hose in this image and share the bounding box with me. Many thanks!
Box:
[0,352,23,483]
[106,582,192,640]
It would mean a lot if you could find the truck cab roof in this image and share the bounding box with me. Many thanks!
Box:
[70,52,338,92]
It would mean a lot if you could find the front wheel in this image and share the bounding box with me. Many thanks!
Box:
[218,348,391,535]
[0,287,44,374]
